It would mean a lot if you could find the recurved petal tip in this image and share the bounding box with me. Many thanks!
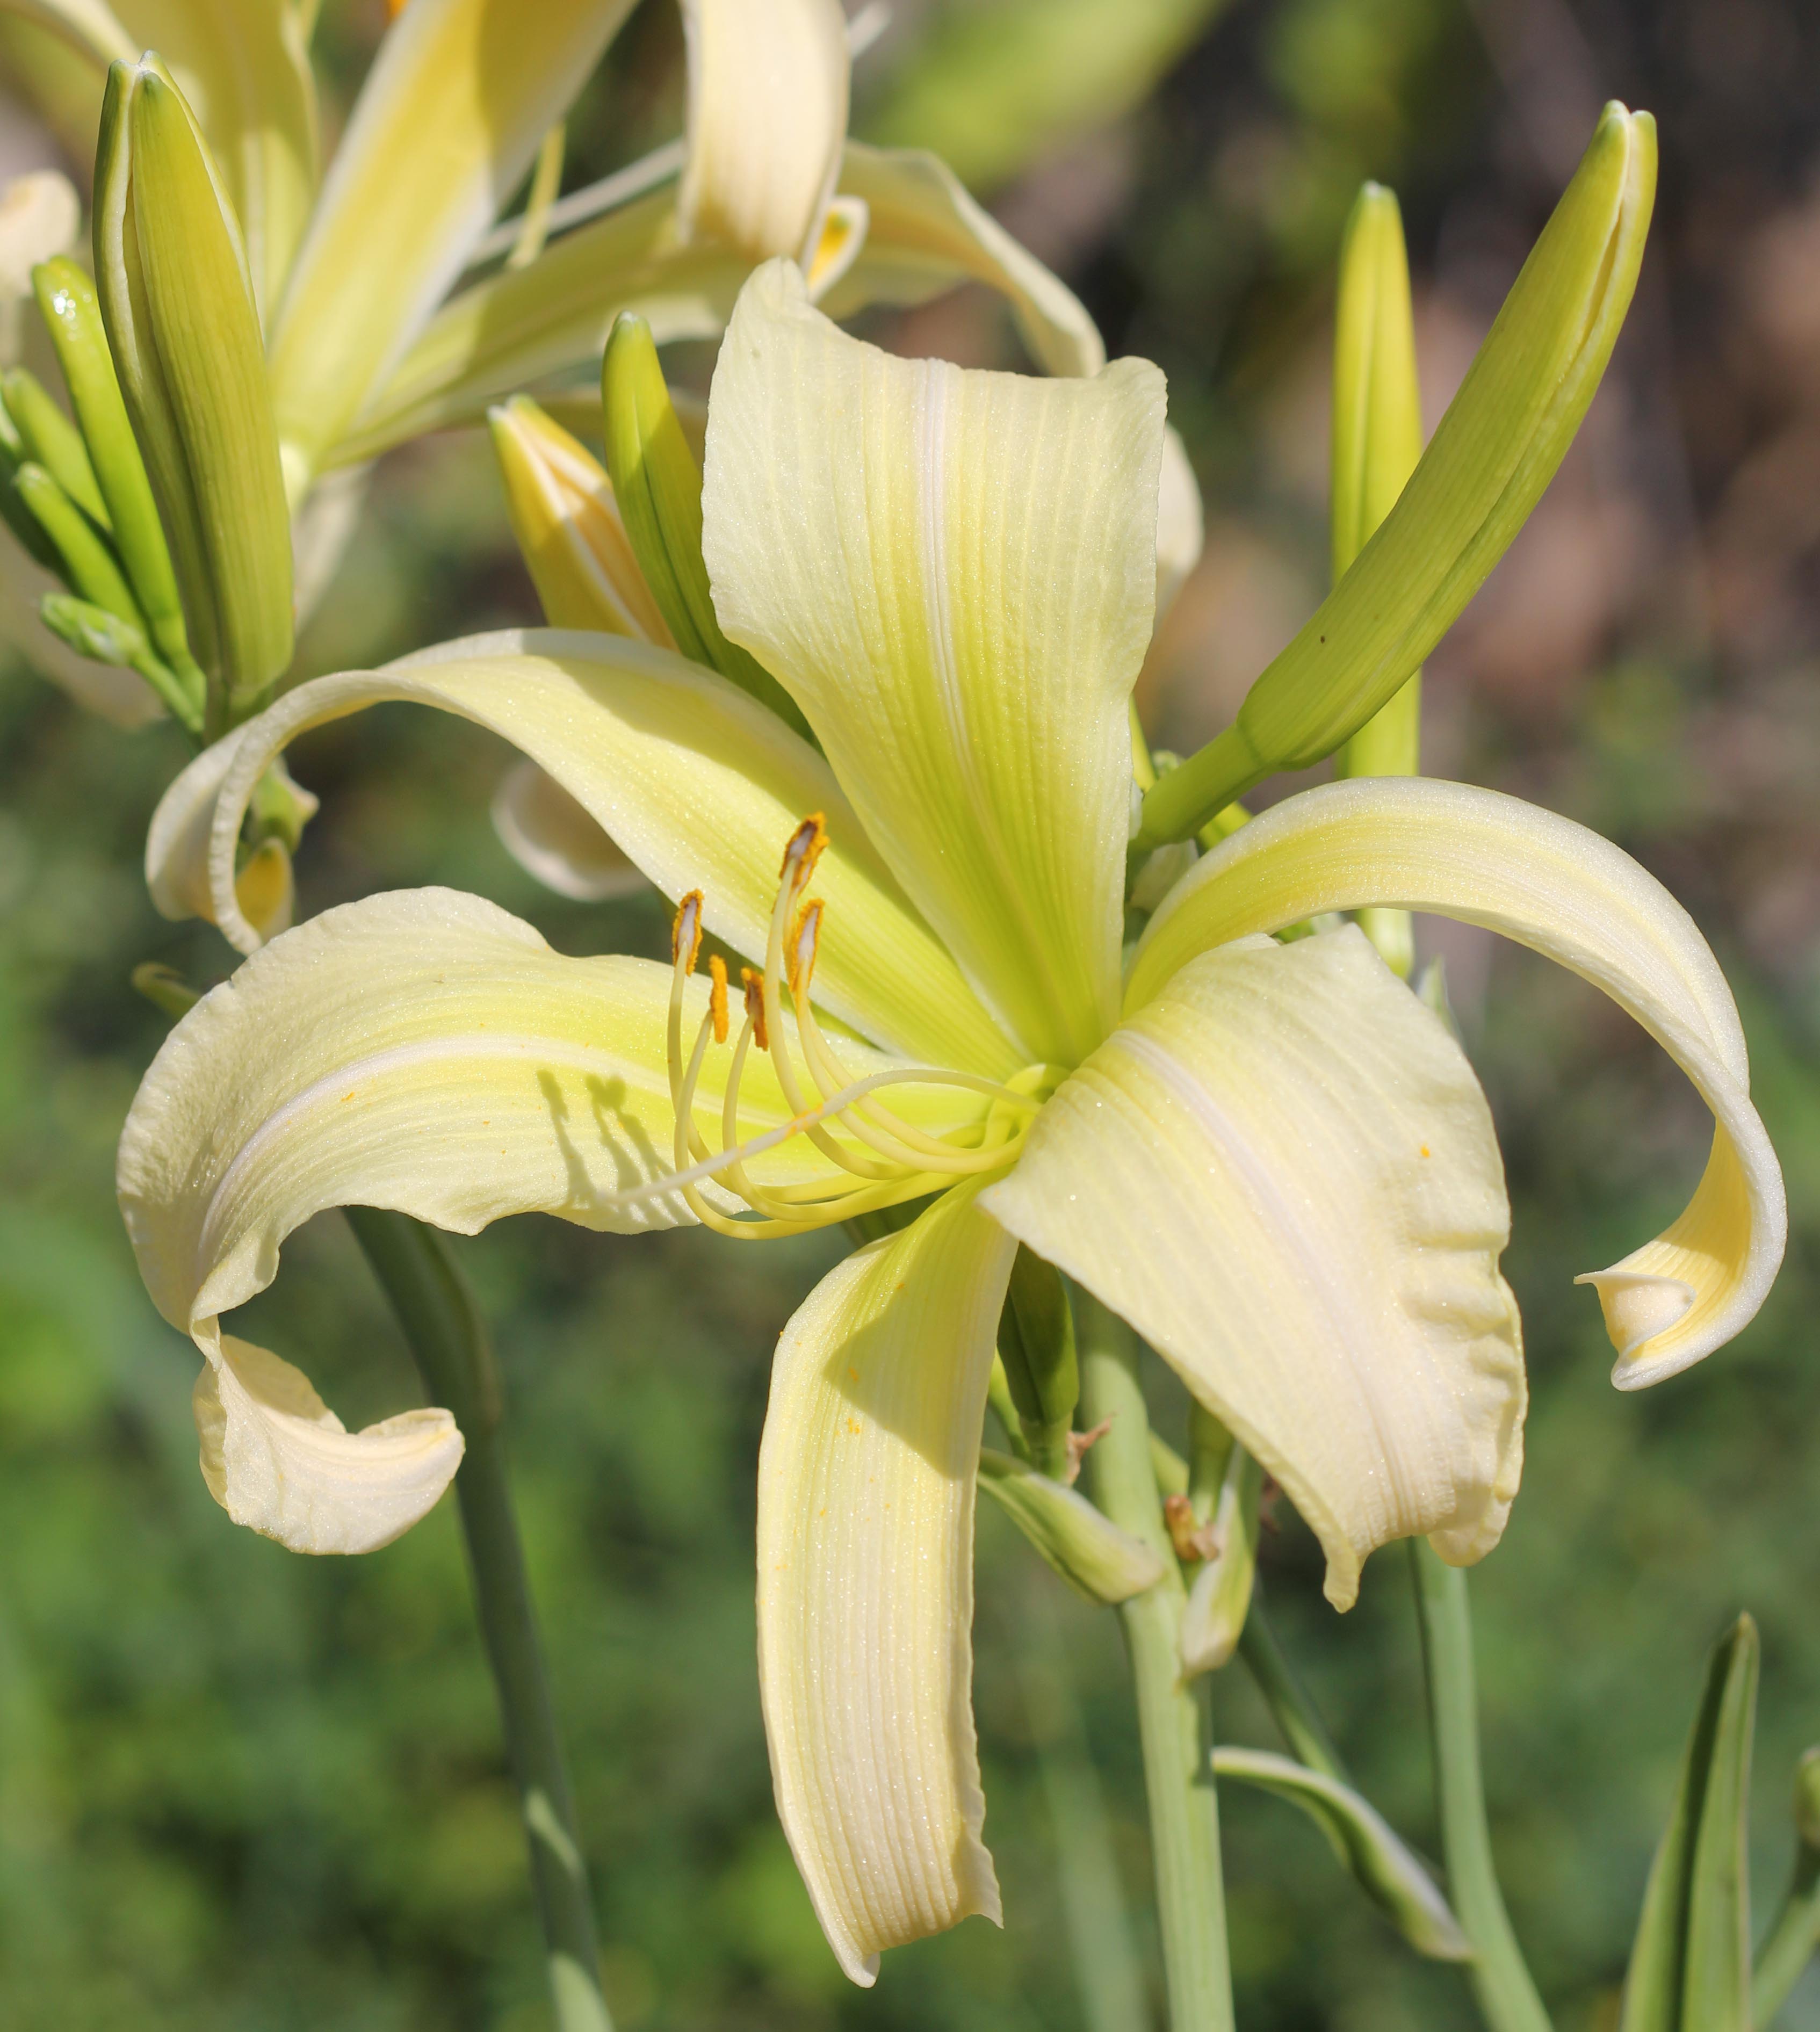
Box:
[194,1335,464,1554]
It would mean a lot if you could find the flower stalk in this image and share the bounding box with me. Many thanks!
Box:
[1410,1539,1552,2032]
[344,1207,613,2032]
[1077,1286,1233,2032]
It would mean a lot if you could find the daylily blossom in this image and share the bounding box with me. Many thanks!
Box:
[0,0,1106,720]
[119,258,1784,1984]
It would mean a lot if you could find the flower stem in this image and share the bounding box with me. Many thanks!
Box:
[346,1207,612,2032]
[1237,1587,1349,1784]
[1408,1539,1550,2032]
[1076,1289,1233,2032]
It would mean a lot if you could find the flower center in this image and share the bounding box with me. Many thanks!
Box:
[625,815,1052,1238]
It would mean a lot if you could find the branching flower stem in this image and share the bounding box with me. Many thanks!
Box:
[1076,1288,1233,2032]
[346,1208,613,2032]
[1409,1539,1551,2032]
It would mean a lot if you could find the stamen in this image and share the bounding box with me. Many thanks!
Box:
[778,813,827,887]
[787,898,822,994]
[741,965,769,1051]
[708,953,728,1045]
[670,889,704,972]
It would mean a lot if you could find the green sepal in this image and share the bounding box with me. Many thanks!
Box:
[94,56,293,731]
[601,313,811,738]
[996,1243,1080,1480]
[1212,1746,1470,1962]
[1619,1613,1758,2032]
[978,1447,1166,1605]
[2,366,110,529]
[32,256,201,695]
[1138,103,1656,847]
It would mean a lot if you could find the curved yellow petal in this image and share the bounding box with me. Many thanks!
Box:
[196,1334,464,1554]
[819,142,1105,378]
[144,627,1017,1075]
[677,0,848,267]
[984,928,1525,1610]
[1129,777,1787,1387]
[757,1184,1012,1985]
[268,0,635,487]
[703,261,1164,1065]
[120,888,974,1554]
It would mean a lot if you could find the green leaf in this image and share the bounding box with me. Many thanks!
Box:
[1138,102,1657,847]
[1620,1614,1759,2032]
[1212,1746,1470,1962]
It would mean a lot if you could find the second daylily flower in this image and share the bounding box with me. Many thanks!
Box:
[119,251,1783,1984]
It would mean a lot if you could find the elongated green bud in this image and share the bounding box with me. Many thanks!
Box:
[1330,184,1424,977]
[130,960,201,1020]
[94,56,292,729]
[1212,1748,1470,1961]
[14,459,142,620]
[978,1448,1166,1604]
[32,256,202,695]
[2,366,109,529]
[996,1245,1081,1481]
[0,439,63,572]
[602,313,811,738]
[1139,103,1656,847]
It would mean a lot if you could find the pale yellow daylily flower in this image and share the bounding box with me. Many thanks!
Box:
[119,262,1782,1985]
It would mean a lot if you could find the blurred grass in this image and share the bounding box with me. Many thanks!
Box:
[3,0,1820,2027]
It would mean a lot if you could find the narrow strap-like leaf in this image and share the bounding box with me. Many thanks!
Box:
[1620,1614,1759,2032]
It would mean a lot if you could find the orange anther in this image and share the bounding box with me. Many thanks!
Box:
[778,813,828,889]
[740,966,770,1051]
[708,954,729,1045]
[671,889,704,972]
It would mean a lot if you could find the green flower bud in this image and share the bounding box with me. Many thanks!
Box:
[2,365,109,529]
[602,312,810,737]
[13,459,141,621]
[94,56,292,729]
[978,1447,1166,1605]
[39,590,149,666]
[1139,104,1656,848]
[1793,1747,1820,1850]
[1176,1406,1263,1677]
[33,255,203,703]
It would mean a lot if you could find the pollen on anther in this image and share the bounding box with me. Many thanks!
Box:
[779,813,828,888]
[788,899,824,993]
[670,890,705,973]
[741,965,770,1050]
[708,954,729,1044]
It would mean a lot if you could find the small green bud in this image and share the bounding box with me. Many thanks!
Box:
[978,1448,1166,1605]
[1793,1747,1820,1849]
[2,365,110,529]
[130,960,200,1021]
[39,590,149,666]
[602,313,811,737]
[32,256,202,701]
[1212,1748,1470,1961]
[0,438,64,572]
[996,1246,1080,1480]
[1176,1431,1262,1678]
[13,459,141,621]
[95,56,292,729]
[1139,104,1656,847]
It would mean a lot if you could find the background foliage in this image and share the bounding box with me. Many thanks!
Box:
[1,0,1818,2026]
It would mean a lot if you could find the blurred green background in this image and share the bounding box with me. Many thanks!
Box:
[2,0,1819,2026]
